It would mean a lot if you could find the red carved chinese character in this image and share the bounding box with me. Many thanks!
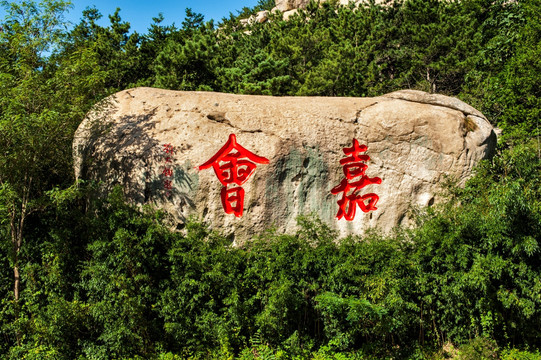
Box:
[331,179,381,220]
[221,187,245,217]
[199,134,269,217]
[163,143,174,154]
[332,140,382,221]
[162,167,173,177]
[199,134,269,186]
[162,144,175,194]
[164,179,173,190]
[340,139,370,165]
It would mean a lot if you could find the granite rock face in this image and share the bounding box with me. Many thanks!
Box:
[274,0,364,12]
[272,0,380,14]
[275,0,310,12]
[248,0,385,24]
[74,87,496,242]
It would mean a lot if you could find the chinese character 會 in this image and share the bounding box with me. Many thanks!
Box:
[199,134,269,217]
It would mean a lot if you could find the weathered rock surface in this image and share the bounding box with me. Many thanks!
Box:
[272,0,380,15]
[275,0,309,12]
[248,0,385,25]
[274,0,357,12]
[74,87,496,242]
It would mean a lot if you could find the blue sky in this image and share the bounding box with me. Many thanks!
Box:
[1,0,263,34]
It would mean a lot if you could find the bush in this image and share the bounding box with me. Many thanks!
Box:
[457,337,499,360]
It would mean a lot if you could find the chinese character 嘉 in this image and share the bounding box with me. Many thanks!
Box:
[331,139,381,221]
[199,134,269,217]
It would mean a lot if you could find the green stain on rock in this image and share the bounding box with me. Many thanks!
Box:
[174,160,199,195]
[265,146,334,225]
[145,160,199,208]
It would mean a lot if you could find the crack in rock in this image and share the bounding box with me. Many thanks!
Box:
[382,90,486,119]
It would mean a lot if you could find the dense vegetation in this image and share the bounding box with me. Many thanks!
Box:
[0,0,540,358]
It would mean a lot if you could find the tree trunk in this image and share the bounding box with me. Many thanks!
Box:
[9,185,28,346]
[10,201,25,302]
[10,214,21,302]
[13,264,20,302]
[426,67,437,93]
[10,212,23,346]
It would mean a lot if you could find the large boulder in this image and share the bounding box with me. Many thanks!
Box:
[274,0,310,12]
[243,0,384,25]
[74,87,496,242]
[272,0,381,15]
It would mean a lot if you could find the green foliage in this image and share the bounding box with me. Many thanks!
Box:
[457,337,498,360]
[500,347,541,360]
[154,26,217,90]
[158,220,245,354]
[412,141,541,347]
[0,0,75,214]
[472,0,540,144]
[79,187,173,358]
